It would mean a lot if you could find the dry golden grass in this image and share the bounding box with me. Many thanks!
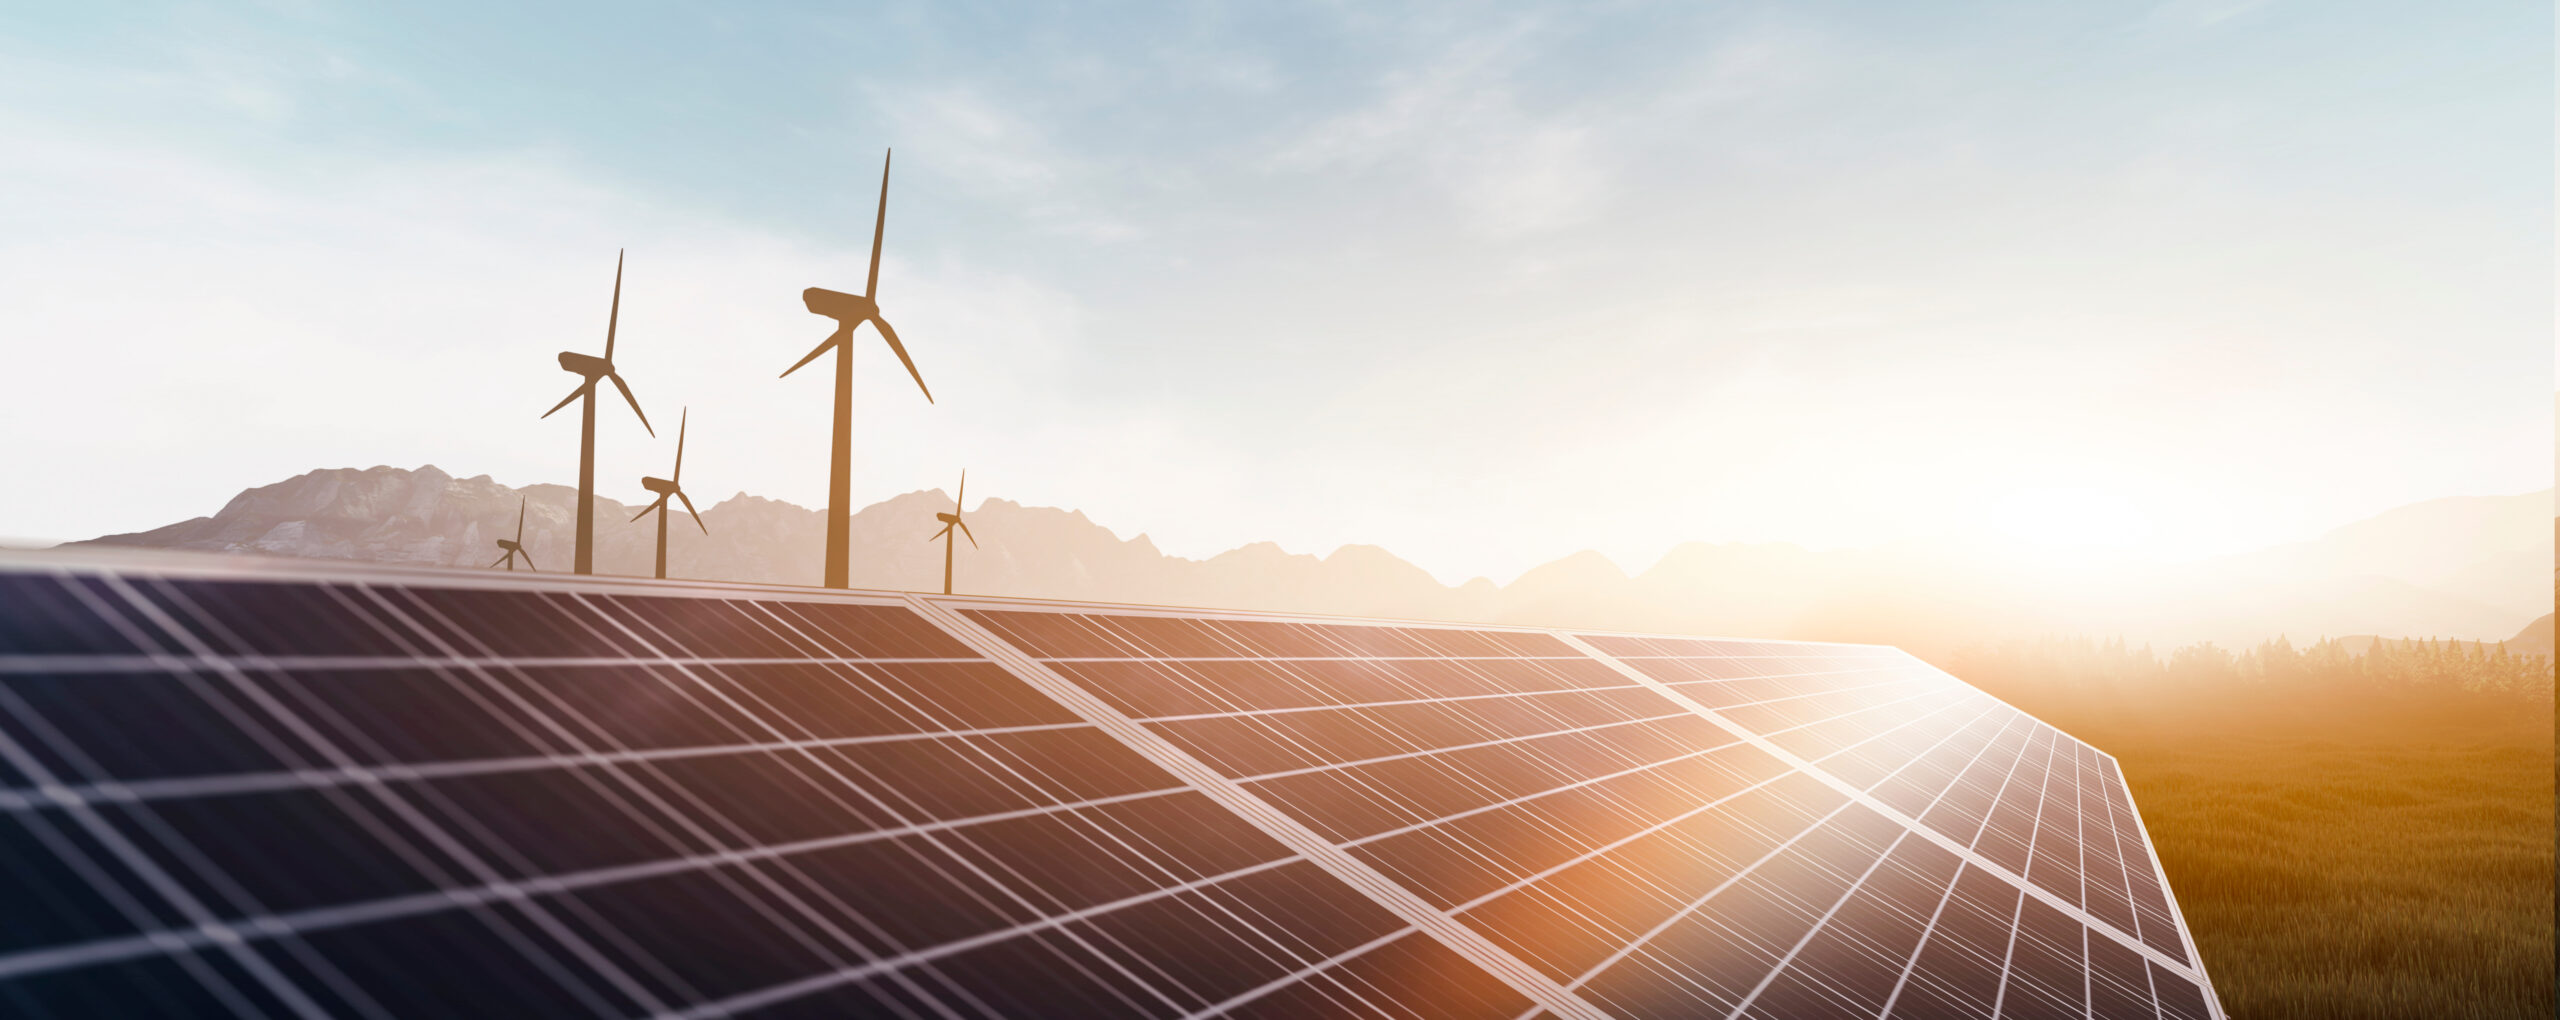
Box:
[2062,696,2552,1019]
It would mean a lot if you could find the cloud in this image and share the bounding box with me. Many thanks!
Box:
[869,84,1143,242]
[1270,19,1610,236]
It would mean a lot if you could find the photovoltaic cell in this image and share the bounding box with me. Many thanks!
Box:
[0,555,2219,1018]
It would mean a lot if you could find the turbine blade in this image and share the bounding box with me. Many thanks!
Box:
[516,497,527,539]
[604,249,625,362]
[678,491,705,533]
[609,372,653,436]
[631,496,666,523]
[870,316,932,403]
[520,549,537,571]
[955,469,965,509]
[780,329,843,378]
[931,524,951,542]
[541,381,591,419]
[491,551,510,569]
[672,407,688,480]
[959,519,977,549]
[867,148,891,300]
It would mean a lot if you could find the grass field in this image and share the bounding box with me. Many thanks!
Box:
[2064,697,2553,1019]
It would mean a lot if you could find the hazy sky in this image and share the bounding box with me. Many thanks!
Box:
[1,1,2549,583]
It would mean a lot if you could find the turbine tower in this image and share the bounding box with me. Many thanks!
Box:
[784,149,932,588]
[543,250,654,574]
[489,497,537,571]
[630,408,706,580]
[929,470,977,595]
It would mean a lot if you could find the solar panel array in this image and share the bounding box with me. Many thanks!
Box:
[0,554,2221,1019]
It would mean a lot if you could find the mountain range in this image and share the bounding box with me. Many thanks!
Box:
[69,465,2554,660]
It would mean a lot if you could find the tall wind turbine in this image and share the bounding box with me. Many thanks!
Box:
[490,497,537,571]
[629,408,706,580]
[784,149,932,589]
[543,250,654,575]
[929,470,977,595]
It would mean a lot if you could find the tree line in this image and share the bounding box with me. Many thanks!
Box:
[1940,633,2554,723]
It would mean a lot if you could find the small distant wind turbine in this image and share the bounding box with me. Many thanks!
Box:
[630,408,706,580]
[490,497,537,571]
[929,470,977,595]
[543,249,654,575]
[785,149,932,589]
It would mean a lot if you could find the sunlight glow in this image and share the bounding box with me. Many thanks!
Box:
[1977,484,2157,567]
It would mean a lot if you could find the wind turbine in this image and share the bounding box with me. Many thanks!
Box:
[784,149,932,589]
[930,470,977,596]
[543,249,654,575]
[629,408,706,580]
[490,497,537,571]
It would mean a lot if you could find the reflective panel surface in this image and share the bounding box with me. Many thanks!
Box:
[0,558,2219,1018]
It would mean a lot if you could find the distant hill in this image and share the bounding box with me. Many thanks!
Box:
[2508,614,2555,657]
[69,465,2554,659]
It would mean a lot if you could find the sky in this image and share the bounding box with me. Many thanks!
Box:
[0,0,2549,584]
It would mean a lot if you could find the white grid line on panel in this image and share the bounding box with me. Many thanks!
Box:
[5,574,485,1020]
[0,735,306,1020]
[160,576,906,1014]
[943,596,2205,1020]
[939,597,1618,1012]
[0,721,1097,812]
[904,593,1613,1020]
[31,570,1294,1019]
[1067,610,1809,952]
[334,582,970,1016]
[418,579,1367,1017]
[1182,928,1411,1019]
[1444,763,1810,917]
[1746,685,1966,743]
[0,654,980,675]
[1233,711,1695,783]
[1866,716,2036,1018]
[647,854,1309,1020]
[6,556,2222,1018]
[1020,609,1745,908]
[93,572,607,1019]
[0,784,1191,983]
[1028,604,1654,1006]
[2108,756,2223,1017]
[1559,797,1865,994]
[1986,875,2031,1018]
[1857,708,2026,818]
[1560,671,2026,1010]
[542,590,1247,1017]
[1340,743,1730,850]
[953,602,1995,1019]
[1872,859,1974,1017]
[1138,681,1653,724]
[1551,633,2210,990]
[1721,828,1921,1018]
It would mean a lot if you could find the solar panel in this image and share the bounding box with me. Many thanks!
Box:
[0,553,2222,1019]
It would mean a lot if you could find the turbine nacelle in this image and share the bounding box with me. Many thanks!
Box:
[936,511,962,525]
[496,538,524,553]
[802,287,879,325]
[642,476,679,496]
[557,351,614,378]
